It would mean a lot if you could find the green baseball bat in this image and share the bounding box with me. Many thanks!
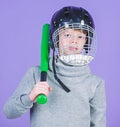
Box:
[36,24,50,104]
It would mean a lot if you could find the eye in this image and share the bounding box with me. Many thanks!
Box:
[78,36,86,39]
[78,36,83,39]
[65,33,71,37]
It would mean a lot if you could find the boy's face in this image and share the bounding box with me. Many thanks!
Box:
[58,28,87,55]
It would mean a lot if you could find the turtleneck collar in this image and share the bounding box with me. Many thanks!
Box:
[49,57,91,77]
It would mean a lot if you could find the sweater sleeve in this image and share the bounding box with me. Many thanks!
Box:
[90,80,106,127]
[3,67,36,119]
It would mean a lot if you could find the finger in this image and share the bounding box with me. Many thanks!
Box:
[48,87,52,92]
[36,82,49,86]
[38,90,49,96]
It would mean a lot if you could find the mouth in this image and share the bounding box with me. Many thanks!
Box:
[69,46,78,51]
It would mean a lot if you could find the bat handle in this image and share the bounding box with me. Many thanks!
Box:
[36,71,48,104]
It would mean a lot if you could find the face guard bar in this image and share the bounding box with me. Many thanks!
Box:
[52,23,97,66]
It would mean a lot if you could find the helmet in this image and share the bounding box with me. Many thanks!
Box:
[50,6,96,66]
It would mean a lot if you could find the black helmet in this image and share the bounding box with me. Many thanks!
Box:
[50,6,95,43]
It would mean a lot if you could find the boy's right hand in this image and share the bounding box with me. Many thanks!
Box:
[29,82,52,102]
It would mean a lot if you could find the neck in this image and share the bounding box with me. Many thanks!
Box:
[49,57,91,77]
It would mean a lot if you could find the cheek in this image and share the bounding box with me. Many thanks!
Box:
[59,38,70,47]
[81,39,86,46]
[77,42,86,50]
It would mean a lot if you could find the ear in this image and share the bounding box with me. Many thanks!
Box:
[85,37,87,44]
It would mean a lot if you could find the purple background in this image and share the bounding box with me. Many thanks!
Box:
[0,0,120,127]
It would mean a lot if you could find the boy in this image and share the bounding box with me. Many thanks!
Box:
[3,6,106,127]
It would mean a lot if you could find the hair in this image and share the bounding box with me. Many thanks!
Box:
[74,29,87,35]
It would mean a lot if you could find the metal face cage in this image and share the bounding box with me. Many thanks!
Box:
[52,22,97,66]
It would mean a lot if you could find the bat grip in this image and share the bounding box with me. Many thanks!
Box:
[36,71,48,104]
[41,71,47,81]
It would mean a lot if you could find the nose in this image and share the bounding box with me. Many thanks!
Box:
[71,37,78,44]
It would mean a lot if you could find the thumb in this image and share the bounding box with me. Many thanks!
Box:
[48,87,52,92]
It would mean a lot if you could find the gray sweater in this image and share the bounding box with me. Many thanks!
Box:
[3,58,106,127]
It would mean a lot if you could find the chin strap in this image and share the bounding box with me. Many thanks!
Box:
[52,48,71,93]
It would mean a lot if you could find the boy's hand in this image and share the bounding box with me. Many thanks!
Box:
[29,82,52,102]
